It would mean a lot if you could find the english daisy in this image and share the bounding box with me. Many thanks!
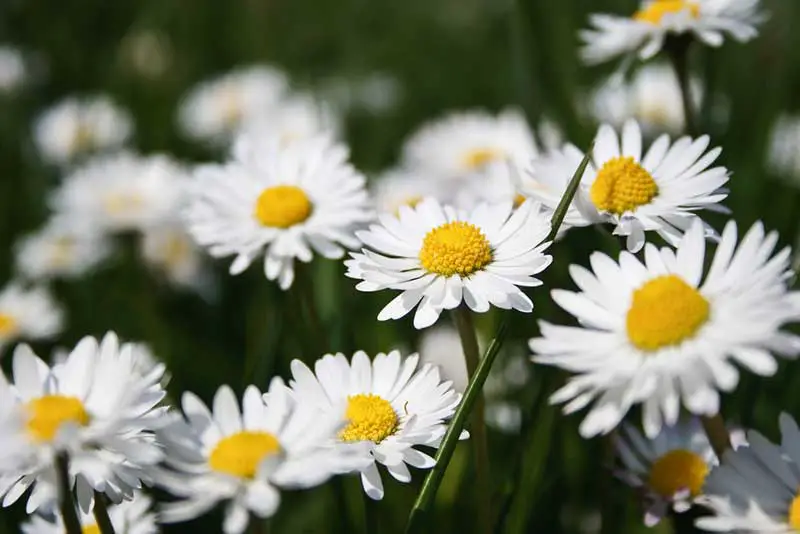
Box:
[33,96,133,166]
[0,332,169,513]
[288,350,465,500]
[696,413,800,533]
[140,223,208,293]
[767,114,800,186]
[0,283,63,356]
[525,119,729,252]
[21,492,159,534]
[236,92,342,147]
[530,218,800,438]
[0,45,26,93]
[185,133,372,289]
[345,197,552,329]
[371,168,445,216]
[154,381,368,534]
[580,0,764,66]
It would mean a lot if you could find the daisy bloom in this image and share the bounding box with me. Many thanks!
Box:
[345,197,552,329]
[371,168,445,216]
[51,152,187,233]
[400,109,538,182]
[15,218,112,280]
[0,46,26,93]
[185,133,372,289]
[178,65,288,146]
[530,218,800,438]
[141,223,208,293]
[21,492,159,534]
[155,381,368,534]
[767,114,800,186]
[580,0,764,66]
[0,332,168,513]
[696,413,800,532]
[288,350,464,500]
[0,283,63,356]
[236,92,342,147]
[525,119,729,252]
[33,95,133,165]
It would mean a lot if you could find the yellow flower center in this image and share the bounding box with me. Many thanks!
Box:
[590,156,659,215]
[208,431,281,479]
[633,0,700,24]
[626,275,710,352]
[461,147,504,170]
[50,237,75,267]
[220,87,243,128]
[103,192,145,217]
[82,524,101,534]
[788,492,800,530]
[71,124,95,154]
[0,313,18,336]
[419,221,493,277]
[648,449,709,497]
[254,185,313,228]
[513,193,527,208]
[26,395,91,442]
[162,234,190,268]
[339,394,399,443]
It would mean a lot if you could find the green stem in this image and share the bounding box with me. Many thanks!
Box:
[93,492,116,534]
[363,491,380,534]
[701,413,731,459]
[668,36,698,137]
[453,306,492,534]
[55,453,82,534]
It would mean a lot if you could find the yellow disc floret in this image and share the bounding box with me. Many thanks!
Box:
[626,275,710,352]
[634,0,700,25]
[788,492,800,530]
[590,156,659,215]
[339,394,399,443]
[83,525,101,534]
[648,449,709,497]
[26,395,90,442]
[208,431,281,479]
[419,221,493,277]
[0,313,17,336]
[254,185,313,228]
[461,147,504,170]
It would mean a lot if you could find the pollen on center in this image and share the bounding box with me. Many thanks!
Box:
[26,395,91,442]
[633,0,700,25]
[208,431,281,479]
[648,449,709,498]
[254,185,313,228]
[590,156,659,215]
[0,313,18,336]
[419,221,493,277]
[788,491,800,530]
[461,147,504,170]
[339,394,399,443]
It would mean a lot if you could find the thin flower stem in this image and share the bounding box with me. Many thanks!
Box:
[701,413,732,459]
[363,491,380,534]
[93,492,116,534]
[55,453,82,534]
[668,36,698,137]
[453,306,492,534]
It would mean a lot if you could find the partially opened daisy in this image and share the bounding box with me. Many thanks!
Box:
[0,283,63,356]
[525,119,729,252]
[21,491,158,534]
[155,381,368,534]
[696,413,800,533]
[345,197,552,329]
[185,133,372,289]
[530,218,800,438]
[0,332,168,513]
[288,350,464,500]
[580,0,764,66]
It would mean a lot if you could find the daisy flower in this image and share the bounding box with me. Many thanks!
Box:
[33,96,133,166]
[767,114,800,186]
[15,218,112,280]
[400,109,538,182]
[580,0,764,66]
[371,168,445,216]
[0,283,63,356]
[185,133,372,289]
[288,350,464,500]
[530,218,800,438]
[21,492,159,534]
[0,46,26,93]
[155,381,368,534]
[345,197,552,329]
[140,223,208,293]
[0,332,168,513]
[236,92,342,147]
[51,152,187,233]
[525,119,729,252]
[177,65,288,146]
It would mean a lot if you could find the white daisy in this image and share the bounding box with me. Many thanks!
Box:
[51,152,187,233]
[177,65,288,146]
[580,0,764,66]
[236,92,342,147]
[525,119,729,252]
[0,283,63,357]
[400,109,538,182]
[287,350,464,500]
[33,95,133,166]
[371,168,446,217]
[21,492,159,534]
[767,114,800,186]
[15,217,112,280]
[154,380,368,534]
[0,46,26,93]
[345,197,552,329]
[530,218,800,439]
[140,223,208,293]
[185,133,372,289]
[0,332,168,513]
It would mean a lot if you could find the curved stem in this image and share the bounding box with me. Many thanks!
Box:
[55,453,82,534]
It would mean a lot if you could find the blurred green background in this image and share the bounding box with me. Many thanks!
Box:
[2,0,800,532]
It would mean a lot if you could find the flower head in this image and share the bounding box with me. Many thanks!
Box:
[0,46,26,93]
[140,223,208,293]
[21,492,158,534]
[0,284,63,356]
[235,92,342,147]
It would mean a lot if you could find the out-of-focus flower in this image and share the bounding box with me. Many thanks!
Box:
[21,492,159,534]
[235,93,342,147]
[0,46,26,93]
[0,284,63,356]
[185,134,372,289]
[320,73,403,115]
[119,29,173,80]
[580,0,764,66]
[140,223,208,293]
[370,168,445,216]
[346,198,552,329]
[526,119,729,252]
[531,219,800,438]
[767,114,800,186]
[33,96,133,166]
[177,66,288,146]
[288,351,464,500]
